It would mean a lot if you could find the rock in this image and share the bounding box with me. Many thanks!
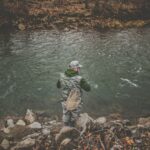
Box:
[55,126,80,144]
[49,120,57,125]
[18,23,26,31]
[95,117,107,124]
[42,128,50,135]
[3,128,10,134]
[1,139,9,150]
[60,138,71,146]
[11,138,35,150]
[25,109,36,124]
[3,126,32,140]
[23,133,40,140]
[59,138,72,150]
[122,119,131,126]
[64,28,69,32]
[28,122,42,129]
[16,120,26,126]
[50,122,63,134]
[6,119,15,128]
[138,117,150,127]
[76,113,94,135]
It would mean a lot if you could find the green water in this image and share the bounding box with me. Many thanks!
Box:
[0,28,150,118]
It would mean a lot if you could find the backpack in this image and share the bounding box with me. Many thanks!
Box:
[65,88,81,111]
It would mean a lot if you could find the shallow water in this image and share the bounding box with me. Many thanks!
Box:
[0,28,150,118]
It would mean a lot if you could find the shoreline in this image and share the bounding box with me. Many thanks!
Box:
[0,109,149,150]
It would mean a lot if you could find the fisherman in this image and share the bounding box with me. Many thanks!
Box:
[57,60,91,126]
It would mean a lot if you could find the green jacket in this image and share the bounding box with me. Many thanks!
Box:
[57,69,91,100]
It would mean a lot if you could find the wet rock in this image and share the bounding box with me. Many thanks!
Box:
[28,122,42,129]
[6,119,15,128]
[16,120,26,126]
[95,117,107,124]
[55,126,80,144]
[3,128,10,134]
[59,138,72,150]
[138,117,150,127]
[42,128,50,135]
[25,109,36,124]
[11,138,35,150]
[1,139,10,150]
[18,23,26,31]
[76,113,94,135]
[122,119,131,126]
[49,120,57,125]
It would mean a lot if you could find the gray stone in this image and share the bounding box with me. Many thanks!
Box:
[18,23,25,31]
[25,109,36,124]
[3,128,10,134]
[49,120,57,125]
[6,119,15,128]
[59,138,72,150]
[95,117,107,124]
[42,128,50,135]
[16,120,26,126]
[1,139,10,150]
[28,122,42,129]
[60,138,71,146]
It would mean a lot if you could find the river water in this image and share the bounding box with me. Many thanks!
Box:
[0,28,150,118]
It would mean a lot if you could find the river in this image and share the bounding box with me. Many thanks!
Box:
[0,28,150,118]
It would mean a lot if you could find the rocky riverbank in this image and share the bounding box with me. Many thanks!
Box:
[0,0,150,31]
[0,109,149,150]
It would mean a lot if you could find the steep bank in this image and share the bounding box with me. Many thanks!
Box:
[0,0,150,31]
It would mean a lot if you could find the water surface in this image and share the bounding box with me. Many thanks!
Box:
[0,28,150,118]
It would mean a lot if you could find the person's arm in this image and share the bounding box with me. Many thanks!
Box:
[57,80,61,89]
[80,78,91,92]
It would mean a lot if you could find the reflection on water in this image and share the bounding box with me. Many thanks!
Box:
[0,28,150,118]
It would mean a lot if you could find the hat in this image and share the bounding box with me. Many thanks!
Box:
[69,60,82,68]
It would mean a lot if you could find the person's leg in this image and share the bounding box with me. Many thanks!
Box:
[62,101,70,126]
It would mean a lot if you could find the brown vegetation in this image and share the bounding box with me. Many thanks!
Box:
[0,0,150,30]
